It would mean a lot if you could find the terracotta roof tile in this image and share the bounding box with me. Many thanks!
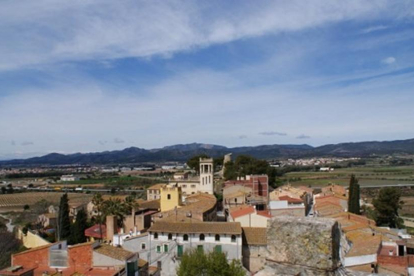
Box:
[149,221,242,235]
[94,244,135,261]
[85,224,107,238]
[242,227,267,245]
[230,206,255,219]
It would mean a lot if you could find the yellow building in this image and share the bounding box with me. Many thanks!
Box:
[160,184,183,212]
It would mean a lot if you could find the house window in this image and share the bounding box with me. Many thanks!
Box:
[164,244,169,252]
[199,234,205,241]
[156,245,161,253]
[197,245,203,252]
[141,243,146,250]
[182,185,187,188]
[167,194,171,200]
[183,234,189,241]
[215,245,222,253]
[154,233,158,240]
[231,235,237,243]
[168,233,173,240]
[191,185,196,188]
[215,234,220,241]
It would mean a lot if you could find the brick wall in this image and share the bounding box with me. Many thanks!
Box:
[68,243,93,272]
[12,246,50,268]
[378,255,408,267]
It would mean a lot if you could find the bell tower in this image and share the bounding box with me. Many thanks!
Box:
[199,158,214,194]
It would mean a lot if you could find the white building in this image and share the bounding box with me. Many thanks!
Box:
[60,174,79,181]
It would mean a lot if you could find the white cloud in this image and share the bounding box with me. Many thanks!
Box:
[361,25,389,34]
[259,131,287,136]
[0,0,413,70]
[382,56,396,64]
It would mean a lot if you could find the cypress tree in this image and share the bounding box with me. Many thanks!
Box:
[348,175,355,213]
[348,175,360,214]
[58,193,71,241]
[69,209,87,245]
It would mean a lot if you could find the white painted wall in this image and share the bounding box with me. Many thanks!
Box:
[344,254,377,267]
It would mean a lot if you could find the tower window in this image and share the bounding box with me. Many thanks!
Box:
[167,194,171,200]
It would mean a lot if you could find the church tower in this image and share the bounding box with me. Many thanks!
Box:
[199,158,214,194]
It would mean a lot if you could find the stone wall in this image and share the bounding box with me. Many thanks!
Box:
[258,216,346,275]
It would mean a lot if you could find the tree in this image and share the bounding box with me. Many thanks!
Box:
[124,195,139,214]
[102,198,128,228]
[0,230,24,269]
[92,193,105,240]
[57,193,71,241]
[373,187,404,228]
[187,154,209,173]
[347,175,360,214]
[177,249,245,276]
[69,209,87,245]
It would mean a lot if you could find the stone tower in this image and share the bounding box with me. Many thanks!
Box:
[199,158,214,194]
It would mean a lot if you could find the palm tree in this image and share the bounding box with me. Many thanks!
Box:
[92,193,104,240]
[124,195,139,214]
[102,198,127,228]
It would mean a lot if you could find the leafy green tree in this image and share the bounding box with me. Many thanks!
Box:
[0,229,24,269]
[177,249,245,276]
[347,175,360,214]
[58,193,71,241]
[187,154,210,173]
[373,187,404,228]
[223,161,237,180]
[124,195,139,214]
[69,209,87,245]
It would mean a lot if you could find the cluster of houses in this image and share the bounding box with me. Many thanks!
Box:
[3,157,414,276]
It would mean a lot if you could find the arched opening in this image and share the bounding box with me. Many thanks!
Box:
[183,234,189,241]
[215,234,220,241]
[199,234,205,241]
[154,233,158,240]
[231,235,236,242]
[168,233,173,240]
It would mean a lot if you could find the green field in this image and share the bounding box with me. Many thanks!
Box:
[60,175,166,187]
[282,166,414,187]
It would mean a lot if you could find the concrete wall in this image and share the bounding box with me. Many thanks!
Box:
[17,228,50,249]
[234,213,268,227]
[145,232,242,276]
[344,254,377,267]
[93,252,125,266]
[242,245,267,273]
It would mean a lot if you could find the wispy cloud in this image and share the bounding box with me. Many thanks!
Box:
[382,57,396,65]
[21,141,34,146]
[113,138,125,144]
[259,131,287,136]
[98,140,107,145]
[0,1,413,70]
[238,135,248,139]
[296,134,311,139]
[361,25,389,34]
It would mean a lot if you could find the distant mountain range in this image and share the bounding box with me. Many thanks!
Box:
[2,139,414,166]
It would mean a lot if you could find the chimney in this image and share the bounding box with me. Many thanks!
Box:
[106,215,117,243]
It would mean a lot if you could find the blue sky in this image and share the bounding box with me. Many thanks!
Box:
[1,0,414,160]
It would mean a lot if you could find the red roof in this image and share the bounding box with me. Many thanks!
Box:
[230,206,255,219]
[279,196,303,204]
[85,224,107,239]
[257,210,272,218]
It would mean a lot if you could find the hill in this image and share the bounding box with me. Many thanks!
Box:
[1,139,414,166]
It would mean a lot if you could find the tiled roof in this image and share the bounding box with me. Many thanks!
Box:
[180,193,216,213]
[138,258,148,268]
[147,184,167,190]
[94,244,135,261]
[139,199,160,210]
[256,210,272,218]
[242,227,267,245]
[345,230,382,257]
[230,206,255,219]
[149,221,242,235]
[85,224,107,238]
[278,196,303,204]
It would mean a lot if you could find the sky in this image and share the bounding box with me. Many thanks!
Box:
[1,0,414,160]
